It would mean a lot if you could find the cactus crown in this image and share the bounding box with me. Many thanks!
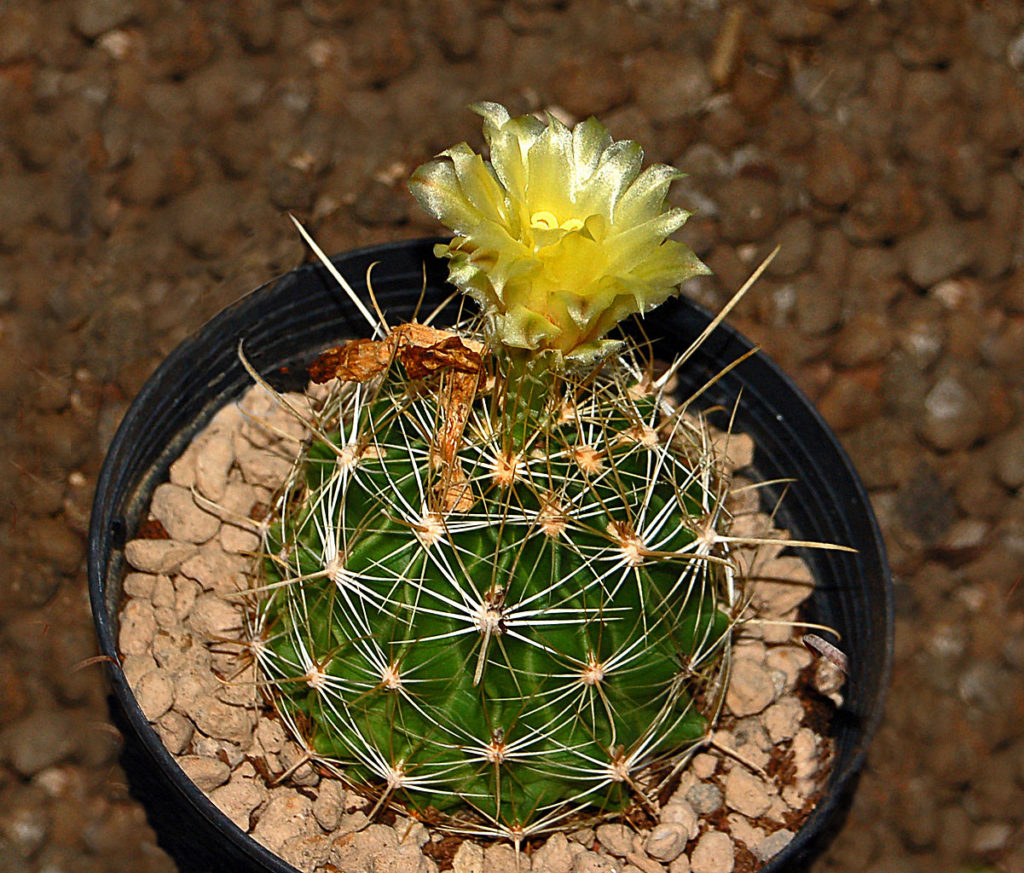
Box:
[250,104,736,840]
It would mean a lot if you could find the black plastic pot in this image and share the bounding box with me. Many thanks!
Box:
[89,238,893,873]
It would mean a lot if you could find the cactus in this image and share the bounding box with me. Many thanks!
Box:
[249,105,740,840]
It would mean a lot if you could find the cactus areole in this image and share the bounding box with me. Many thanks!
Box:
[252,104,738,839]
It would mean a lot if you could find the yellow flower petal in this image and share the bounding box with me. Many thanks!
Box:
[408,103,707,364]
[571,116,613,185]
[614,164,685,228]
[443,143,509,225]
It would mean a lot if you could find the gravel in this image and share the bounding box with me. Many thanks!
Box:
[3,3,1023,872]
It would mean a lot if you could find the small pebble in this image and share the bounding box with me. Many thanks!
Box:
[685,782,724,816]
[724,767,773,818]
[484,842,526,872]
[312,779,346,832]
[634,50,711,123]
[155,710,194,755]
[254,718,287,756]
[195,433,235,502]
[569,827,596,847]
[624,854,663,873]
[211,478,261,525]
[645,823,689,862]
[689,831,734,873]
[123,572,156,598]
[121,653,157,688]
[765,796,791,825]
[72,0,134,39]
[236,443,296,488]
[762,698,804,743]
[280,833,332,873]
[173,575,199,620]
[178,755,231,792]
[124,539,199,574]
[222,522,262,554]
[807,133,866,207]
[118,598,157,656]
[396,818,429,849]
[179,545,248,595]
[153,604,179,631]
[971,821,1013,854]
[175,674,253,746]
[134,670,174,721]
[210,777,266,832]
[899,222,975,287]
[151,573,176,609]
[690,753,717,780]
[532,832,574,873]
[192,696,253,746]
[732,717,772,753]
[992,425,1024,488]
[251,792,315,853]
[751,828,794,862]
[727,814,764,854]
[150,482,222,543]
[660,801,699,840]
[919,374,985,451]
[668,856,690,873]
[0,786,50,856]
[764,646,812,691]
[725,657,776,716]
[278,742,319,787]
[751,557,814,617]
[190,592,242,638]
[596,823,633,857]
[791,728,821,792]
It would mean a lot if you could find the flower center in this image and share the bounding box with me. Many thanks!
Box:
[530,210,584,232]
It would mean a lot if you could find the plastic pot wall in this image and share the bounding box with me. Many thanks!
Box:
[89,238,893,873]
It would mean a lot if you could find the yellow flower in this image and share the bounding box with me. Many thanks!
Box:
[409,102,708,365]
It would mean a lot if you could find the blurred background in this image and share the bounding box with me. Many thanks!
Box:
[1,1,1023,871]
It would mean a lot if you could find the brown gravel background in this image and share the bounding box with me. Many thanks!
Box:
[1,1,1024,872]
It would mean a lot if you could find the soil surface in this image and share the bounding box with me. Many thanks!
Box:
[1,1,1023,872]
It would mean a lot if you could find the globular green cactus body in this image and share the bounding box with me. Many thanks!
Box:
[255,350,733,834]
